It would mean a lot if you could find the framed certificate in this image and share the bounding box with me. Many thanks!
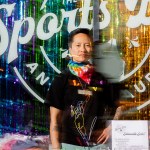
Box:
[112,120,149,150]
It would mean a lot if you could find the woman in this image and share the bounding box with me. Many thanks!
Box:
[46,28,121,150]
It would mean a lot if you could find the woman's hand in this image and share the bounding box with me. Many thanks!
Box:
[97,125,112,144]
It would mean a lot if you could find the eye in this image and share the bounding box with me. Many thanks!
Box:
[85,44,91,47]
[76,45,80,47]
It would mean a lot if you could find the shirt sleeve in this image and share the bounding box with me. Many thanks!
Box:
[45,74,65,110]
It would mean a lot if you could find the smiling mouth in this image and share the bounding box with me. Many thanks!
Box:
[79,54,89,57]
[70,54,90,58]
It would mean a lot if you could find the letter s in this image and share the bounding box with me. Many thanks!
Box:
[0,3,16,56]
[8,17,35,64]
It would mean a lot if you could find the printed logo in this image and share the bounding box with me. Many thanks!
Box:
[115,124,126,134]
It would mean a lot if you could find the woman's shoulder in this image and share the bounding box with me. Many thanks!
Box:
[51,68,71,84]
[92,71,108,81]
[61,68,71,75]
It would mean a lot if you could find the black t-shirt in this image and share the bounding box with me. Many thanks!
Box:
[46,69,120,146]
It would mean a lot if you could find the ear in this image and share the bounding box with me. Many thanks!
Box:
[69,47,72,54]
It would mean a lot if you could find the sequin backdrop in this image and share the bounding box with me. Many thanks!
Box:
[0,0,150,136]
[104,0,150,120]
[0,0,80,135]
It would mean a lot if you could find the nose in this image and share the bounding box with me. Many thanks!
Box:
[80,45,86,52]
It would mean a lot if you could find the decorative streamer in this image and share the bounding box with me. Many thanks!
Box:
[107,0,150,119]
[0,0,87,136]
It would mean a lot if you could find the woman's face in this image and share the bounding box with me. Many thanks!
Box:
[69,33,92,63]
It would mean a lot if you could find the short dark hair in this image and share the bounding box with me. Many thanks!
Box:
[68,28,92,47]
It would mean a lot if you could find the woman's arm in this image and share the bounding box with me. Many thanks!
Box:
[97,105,125,144]
[113,105,125,120]
[50,107,63,150]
